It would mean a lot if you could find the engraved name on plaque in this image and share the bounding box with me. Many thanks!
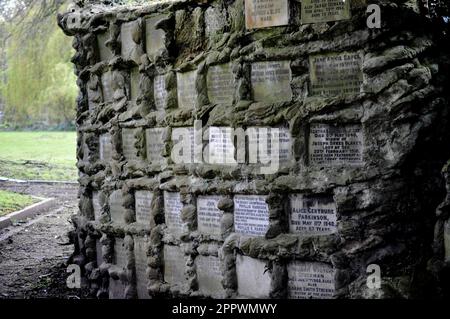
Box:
[154,75,168,110]
[301,0,351,24]
[197,196,224,236]
[234,195,269,237]
[164,191,185,234]
[101,71,114,103]
[195,255,225,296]
[251,61,292,102]
[208,127,235,165]
[135,190,153,226]
[109,190,125,224]
[146,128,167,165]
[309,124,364,166]
[207,64,234,105]
[245,0,289,29]
[100,133,113,162]
[121,128,140,161]
[288,261,335,299]
[247,127,292,165]
[177,71,198,109]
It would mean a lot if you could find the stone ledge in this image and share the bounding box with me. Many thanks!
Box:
[0,197,57,229]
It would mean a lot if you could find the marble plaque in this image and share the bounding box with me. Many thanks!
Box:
[109,190,125,224]
[236,255,271,298]
[121,20,143,63]
[101,71,114,103]
[92,191,102,221]
[135,191,153,226]
[97,32,113,62]
[288,261,335,299]
[251,61,292,102]
[145,14,168,62]
[130,68,140,103]
[96,240,103,267]
[207,64,234,105]
[146,128,166,165]
[289,195,337,235]
[208,127,235,165]
[154,75,168,110]
[177,71,198,109]
[309,52,363,96]
[195,256,225,296]
[163,245,186,286]
[114,238,127,269]
[121,128,140,161]
[445,219,450,262]
[309,124,364,166]
[197,196,223,236]
[301,0,351,24]
[171,127,195,164]
[247,127,292,165]
[234,195,269,237]
[244,0,289,29]
[164,192,185,234]
[134,236,150,299]
[99,133,113,162]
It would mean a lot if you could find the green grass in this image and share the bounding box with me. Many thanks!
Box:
[0,190,39,217]
[0,131,77,181]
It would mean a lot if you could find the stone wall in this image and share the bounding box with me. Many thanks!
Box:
[58,0,450,299]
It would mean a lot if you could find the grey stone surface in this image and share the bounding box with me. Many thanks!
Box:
[145,14,168,62]
[163,245,186,287]
[134,236,150,299]
[195,255,225,296]
[236,255,271,298]
[121,20,144,63]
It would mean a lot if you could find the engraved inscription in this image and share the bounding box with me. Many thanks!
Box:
[197,196,223,236]
[288,261,335,299]
[251,61,292,102]
[207,64,234,105]
[245,0,289,29]
[234,195,269,237]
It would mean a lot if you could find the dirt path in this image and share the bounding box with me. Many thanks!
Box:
[0,181,91,299]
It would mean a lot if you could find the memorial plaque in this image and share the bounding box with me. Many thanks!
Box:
[234,195,269,237]
[301,0,351,24]
[208,127,235,165]
[195,256,225,296]
[163,245,186,286]
[134,236,150,299]
[309,52,363,96]
[101,71,114,103]
[146,128,166,164]
[114,238,127,269]
[92,191,102,221]
[145,14,168,62]
[130,68,140,103]
[247,127,292,165]
[154,75,168,110]
[96,240,103,267]
[164,192,185,234]
[445,219,450,262]
[122,128,140,161]
[244,0,289,29]
[121,20,143,63]
[289,195,337,235]
[135,191,153,226]
[205,7,227,37]
[287,261,335,299]
[251,61,292,102]
[197,196,223,236]
[206,64,234,105]
[236,255,271,298]
[177,71,198,109]
[109,190,125,224]
[109,278,126,299]
[309,124,364,166]
[99,133,113,162]
[171,127,195,164]
[97,32,113,62]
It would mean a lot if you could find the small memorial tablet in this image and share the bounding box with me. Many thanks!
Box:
[309,52,363,96]
[251,61,292,103]
[163,245,186,286]
[92,191,102,221]
[145,14,168,62]
[289,195,337,235]
[288,261,335,299]
[234,195,269,237]
[171,127,195,164]
[244,0,289,29]
[135,191,153,226]
[247,127,292,165]
[109,190,125,224]
[121,20,143,63]
[146,128,166,165]
[177,71,198,109]
[96,240,103,266]
[195,256,225,296]
[114,238,127,269]
[309,124,364,166]
[99,133,113,162]
[164,192,185,234]
[197,196,223,236]
[154,75,168,110]
[134,236,150,299]
[236,255,271,298]
[208,127,235,165]
[121,128,140,161]
[109,278,126,299]
[97,32,113,62]
[207,64,234,105]
[301,0,351,24]
[101,71,114,103]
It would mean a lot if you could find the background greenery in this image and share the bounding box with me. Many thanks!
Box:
[0,189,39,216]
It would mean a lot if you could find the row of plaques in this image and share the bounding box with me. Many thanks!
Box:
[93,191,338,237]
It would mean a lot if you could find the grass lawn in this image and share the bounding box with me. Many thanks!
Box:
[0,190,39,217]
[0,131,77,181]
